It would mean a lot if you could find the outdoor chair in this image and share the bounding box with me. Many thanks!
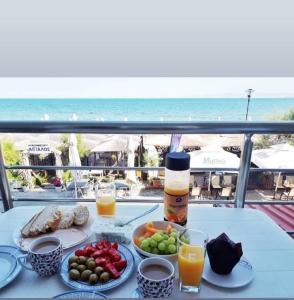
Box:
[219,187,233,200]
[284,176,294,188]
[211,175,222,189]
[273,174,285,199]
[281,187,294,200]
[191,186,202,199]
[223,175,234,187]
[66,179,89,197]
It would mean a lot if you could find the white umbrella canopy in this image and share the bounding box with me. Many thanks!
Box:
[188,145,240,168]
[251,143,294,169]
[90,135,140,153]
[143,134,242,147]
[69,133,82,180]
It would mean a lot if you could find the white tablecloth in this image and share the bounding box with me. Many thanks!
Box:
[0,203,294,298]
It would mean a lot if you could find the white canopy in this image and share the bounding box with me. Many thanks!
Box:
[188,145,240,168]
[90,135,140,153]
[143,134,242,147]
[251,143,294,169]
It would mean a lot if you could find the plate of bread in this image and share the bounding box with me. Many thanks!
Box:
[13,205,93,252]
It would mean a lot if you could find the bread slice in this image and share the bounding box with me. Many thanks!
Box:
[21,210,42,238]
[57,209,75,229]
[73,205,89,226]
[21,206,61,237]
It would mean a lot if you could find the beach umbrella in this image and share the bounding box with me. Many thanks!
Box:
[252,143,294,192]
[126,136,138,183]
[69,133,82,198]
[90,135,132,153]
[188,146,240,192]
[188,146,240,169]
[251,143,294,169]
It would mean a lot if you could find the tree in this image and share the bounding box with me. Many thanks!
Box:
[1,138,22,180]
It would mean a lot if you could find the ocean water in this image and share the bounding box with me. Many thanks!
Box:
[0,98,294,121]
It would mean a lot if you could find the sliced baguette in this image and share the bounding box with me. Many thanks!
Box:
[57,209,75,229]
[21,205,61,237]
[21,210,42,238]
[73,205,89,226]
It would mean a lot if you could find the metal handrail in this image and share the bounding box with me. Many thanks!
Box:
[0,120,294,134]
[1,120,294,211]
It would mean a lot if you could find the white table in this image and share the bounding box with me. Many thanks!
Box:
[0,204,294,298]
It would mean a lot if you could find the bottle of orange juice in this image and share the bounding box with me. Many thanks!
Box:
[164,152,190,226]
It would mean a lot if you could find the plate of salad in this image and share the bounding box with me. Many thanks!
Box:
[60,240,135,291]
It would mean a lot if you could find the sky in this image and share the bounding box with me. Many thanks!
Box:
[0,77,293,99]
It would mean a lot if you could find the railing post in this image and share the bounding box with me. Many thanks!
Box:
[0,144,13,211]
[234,134,253,208]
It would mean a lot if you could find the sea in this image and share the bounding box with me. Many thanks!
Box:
[0,98,294,121]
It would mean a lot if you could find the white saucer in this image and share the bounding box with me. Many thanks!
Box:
[203,257,254,288]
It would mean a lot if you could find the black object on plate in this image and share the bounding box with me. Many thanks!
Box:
[206,233,243,275]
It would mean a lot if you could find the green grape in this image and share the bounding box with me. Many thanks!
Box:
[141,239,149,248]
[163,234,169,240]
[151,247,159,254]
[149,239,157,248]
[180,235,190,244]
[139,236,145,243]
[163,240,169,247]
[143,246,151,253]
[158,242,166,251]
[168,244,177,254]
[167,237,176,244]
[152,233,163,242]
[170,232,178,239]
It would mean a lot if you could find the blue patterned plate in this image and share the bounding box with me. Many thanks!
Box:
[0,245,23,289]
[53,290,107,298]
[60,243,135,292]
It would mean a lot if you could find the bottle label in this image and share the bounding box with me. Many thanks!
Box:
[164,191,188,224]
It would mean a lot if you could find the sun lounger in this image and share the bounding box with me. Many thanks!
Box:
[192,186,202,199]
[211,175,222,189]
[219,187,233,200]
[281,187,294,200]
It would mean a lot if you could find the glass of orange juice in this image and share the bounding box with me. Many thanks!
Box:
[95,182,116,216]
[178,229,208,293]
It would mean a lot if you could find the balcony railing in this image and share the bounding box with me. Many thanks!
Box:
[1,120,294,212]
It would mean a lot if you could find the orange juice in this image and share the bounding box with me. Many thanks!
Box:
[96,195,116,216]
[164,184,189,225]
[178,244,205,286]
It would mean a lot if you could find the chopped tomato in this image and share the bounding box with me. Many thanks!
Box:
[84,245,95,256]
[111,242,118,250]
[91,250,104,258]
[75,249,86,257]
[95,257,108,268]
[105,262,121,278]
[113,260,127,271]
[108,248,121,262]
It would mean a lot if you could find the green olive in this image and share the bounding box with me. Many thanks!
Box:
[77,264,87,273]
[100,272,110,283]
[69,262,79,270]
[86,260,96,270]
[80,270,93,281]
[89,273,98,285]
[68,256,78,264]
[77,256,87,265]
[94,266,104,276]
[69,269,80,280]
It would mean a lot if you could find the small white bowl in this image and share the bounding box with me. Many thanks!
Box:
[132,221,185,261]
